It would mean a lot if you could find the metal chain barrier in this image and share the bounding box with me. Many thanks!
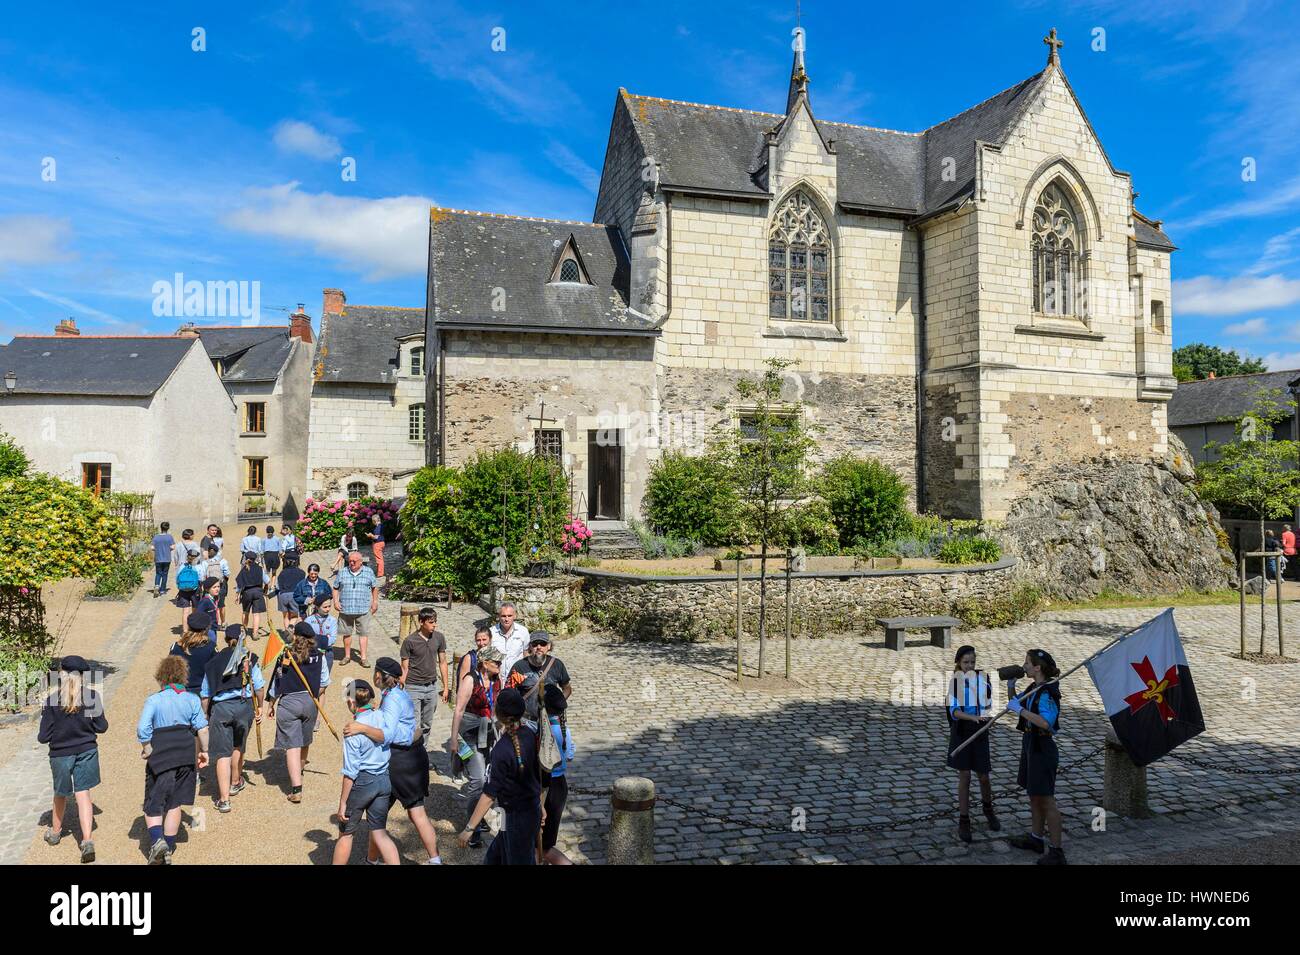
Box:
[570,741,1109,835]
[1165,751,1300,775]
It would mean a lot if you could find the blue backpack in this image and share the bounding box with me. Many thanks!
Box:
[176,564,201,592]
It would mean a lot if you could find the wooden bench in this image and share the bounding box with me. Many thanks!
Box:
[876,615,961,651]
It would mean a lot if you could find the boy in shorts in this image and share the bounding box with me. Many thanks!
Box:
[333,680,399,865]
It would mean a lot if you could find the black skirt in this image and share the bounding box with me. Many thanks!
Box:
[947,717,992,774]
[1017,732,1059,796]
[389,742,429,810]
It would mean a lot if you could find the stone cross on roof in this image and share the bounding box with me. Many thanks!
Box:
[1043,27,1063,65]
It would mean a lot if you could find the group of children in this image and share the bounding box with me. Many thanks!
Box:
[38,605,577,865]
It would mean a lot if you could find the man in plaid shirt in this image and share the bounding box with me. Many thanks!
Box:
[333,551,383,668]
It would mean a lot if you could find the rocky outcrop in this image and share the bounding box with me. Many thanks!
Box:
[997,434,1234,599]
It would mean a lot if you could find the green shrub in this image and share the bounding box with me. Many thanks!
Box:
[937,536,1002,565]
[0,645,52,712]
[627,518,701,560]
[819,455,910,547]
[642,452,740,546]
[769,498,840,554]
[0,432,30,480]
[88,554,150,599]
[954,584,1043,628]
[396,450,569,599]
[0,473,125,588]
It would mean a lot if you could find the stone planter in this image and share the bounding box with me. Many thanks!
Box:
[489,574,584,637]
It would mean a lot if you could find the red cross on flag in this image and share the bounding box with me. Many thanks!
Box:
[1084,609,1205,767]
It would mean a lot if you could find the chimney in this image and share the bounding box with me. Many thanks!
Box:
[175,322,200,338]
[54,317,79,337]
[289,303,315,344]
[322,288,346,317]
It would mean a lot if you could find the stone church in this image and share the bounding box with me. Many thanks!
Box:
[423,29,1176,523]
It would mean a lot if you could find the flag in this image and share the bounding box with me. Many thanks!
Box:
[1085,608,1205,767]
[261,627,286,682]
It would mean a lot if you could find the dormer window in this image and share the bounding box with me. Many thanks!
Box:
[410,346,424,376]
[549,235,592,285]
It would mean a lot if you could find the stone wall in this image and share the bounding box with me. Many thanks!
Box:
[489,574,584,637]
[576,559,1019,642]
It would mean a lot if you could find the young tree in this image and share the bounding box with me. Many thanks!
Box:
[0,431,30,479]
[1196,387,1300,549]
[711,358,820,678]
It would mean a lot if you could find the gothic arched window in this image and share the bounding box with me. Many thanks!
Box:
[768,191,832,322]
[1031,183,1087,318]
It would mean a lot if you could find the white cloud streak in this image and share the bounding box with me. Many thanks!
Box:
[0,215,74,265]
[272,119,342,160]
[1173,274,1300,315]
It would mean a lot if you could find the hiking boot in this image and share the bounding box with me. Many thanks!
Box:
[1008,832,1046,854]
[359,657,369,669]
[288,787,302,804]
[80,840,95,864]
[147,838,170,865]
[983,801,1002,831]
[230,779,246,796]
[1037,846,1067,866]
[957,815,972,843]
[216,800,232,813]
[44,828,63,847]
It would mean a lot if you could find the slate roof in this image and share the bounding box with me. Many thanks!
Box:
[315,305,424,385]
[1,336,197,397]
[429,210,653,335]
[192,325,295,382]
[618,62,1174,243]
[1166,371,1298,427]
[1134,212,1176,251]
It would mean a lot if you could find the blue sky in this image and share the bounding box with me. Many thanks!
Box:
[2,1,1299,365]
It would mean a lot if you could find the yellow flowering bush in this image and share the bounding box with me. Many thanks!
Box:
[0,473,126,587]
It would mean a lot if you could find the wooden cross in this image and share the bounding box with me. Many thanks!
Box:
[1043,27,1063,62]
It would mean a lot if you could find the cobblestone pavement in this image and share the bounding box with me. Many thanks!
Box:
[381,597,1300,865]
[4,568,1298,864]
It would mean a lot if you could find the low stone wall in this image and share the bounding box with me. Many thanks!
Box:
[574,558,1022,642]
[489,574,584,637]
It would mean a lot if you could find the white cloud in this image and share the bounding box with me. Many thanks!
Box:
[23,287,123,325]
[1223,317,1270,336]
[1262,351,1300,371]
[0,215,74,265]
[1166,176,1300,232]
[544,142,600,194]
[1173,274,1300,315]
[272,120,342,160]
[221,182,430,279]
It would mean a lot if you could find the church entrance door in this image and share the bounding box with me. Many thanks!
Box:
[587,429,623,520]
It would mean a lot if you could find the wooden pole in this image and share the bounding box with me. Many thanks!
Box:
[1260,555,1266,655]
[735,557,743,683]
[1276,565,1285,657]
[1239,552,1247,658]
[784,548,792,681]
[269,602,339,741]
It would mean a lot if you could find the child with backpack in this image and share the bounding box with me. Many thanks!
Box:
[38,655,107,864]
[457,687,542,865]
[203,546,230,626]
[174,552,204,631]
[947,645,1000,844]
[539,683,575,865]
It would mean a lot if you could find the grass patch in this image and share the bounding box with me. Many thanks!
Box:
[1045,588,1241,611]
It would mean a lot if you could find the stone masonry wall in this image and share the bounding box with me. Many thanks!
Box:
[577,560,1018,642]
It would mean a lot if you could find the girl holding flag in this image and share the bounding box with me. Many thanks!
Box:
[1006,648,1066,865]
[946,645,1000,843]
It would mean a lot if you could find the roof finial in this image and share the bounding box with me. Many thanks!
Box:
[787,16,809,114]
[1043,27,1063,66]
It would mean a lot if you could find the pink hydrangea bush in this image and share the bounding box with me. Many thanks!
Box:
[560,515,593,555]
[295,496,399,550]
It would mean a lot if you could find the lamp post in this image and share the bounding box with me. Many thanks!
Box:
[3,371,15,395]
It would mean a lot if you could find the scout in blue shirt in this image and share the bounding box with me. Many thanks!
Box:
[1006,648,1066,865]
[343,659,442,864]
[200,625,266,813]
[139,655,210,865]
[333,680,400,866]
[945,645,1000,844]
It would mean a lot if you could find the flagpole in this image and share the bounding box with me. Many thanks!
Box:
[948,610,1170,759]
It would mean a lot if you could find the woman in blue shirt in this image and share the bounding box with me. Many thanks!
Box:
[946,645,1000,843]
[1006,648,1065,865]
[138,655,209,865]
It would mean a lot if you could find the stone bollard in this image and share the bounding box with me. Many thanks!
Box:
[398,603,421,640]
[607,776,656,864]
[1102,726,1152,818]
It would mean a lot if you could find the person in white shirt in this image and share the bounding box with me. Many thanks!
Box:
[489,603,531,675]
[240,526,263,562]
